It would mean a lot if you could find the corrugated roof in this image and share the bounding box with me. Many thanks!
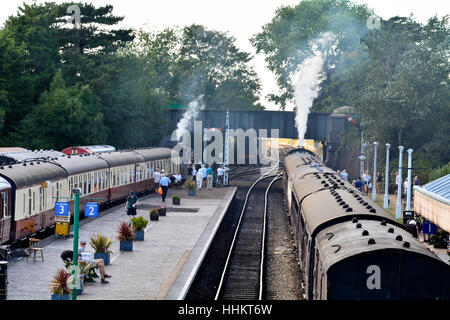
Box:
[414,174,450,205]
[424,174,450,199]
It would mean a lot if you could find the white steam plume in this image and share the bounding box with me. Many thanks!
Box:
[293,32,335,146]
[175,95,205,141]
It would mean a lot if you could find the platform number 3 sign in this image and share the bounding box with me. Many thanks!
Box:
[85,203,99,218]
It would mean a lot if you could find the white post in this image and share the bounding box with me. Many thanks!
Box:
[360,130,364,178]
[383,143,391,209]
[406,149,413,212]
[395,146,404,219]
[372,142,378,201]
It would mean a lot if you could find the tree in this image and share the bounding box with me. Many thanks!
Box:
[14,71,107,150]
[177,25,262,109]
[251,0,373,109]
[0,2,61,143]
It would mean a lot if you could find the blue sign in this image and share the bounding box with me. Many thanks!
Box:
[423,220,438,235]
[84,202,99,217]
[55,202,69,216]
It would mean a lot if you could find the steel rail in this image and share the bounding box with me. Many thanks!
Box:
[214,161,280,300]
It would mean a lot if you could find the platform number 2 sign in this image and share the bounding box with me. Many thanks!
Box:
[85,203,99,218]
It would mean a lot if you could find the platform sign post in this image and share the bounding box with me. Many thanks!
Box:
[84,203,99,217]
[54,202,69,217]
[71,188,81,301]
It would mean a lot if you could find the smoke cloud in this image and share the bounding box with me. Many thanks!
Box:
[175,95,205,141]
[293,32,335,146]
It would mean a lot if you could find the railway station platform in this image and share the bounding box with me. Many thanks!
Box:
[5,186,236,300]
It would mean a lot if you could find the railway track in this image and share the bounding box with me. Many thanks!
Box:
[214,161,282,300]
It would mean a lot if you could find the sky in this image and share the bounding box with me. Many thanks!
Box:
[1,0,449,110]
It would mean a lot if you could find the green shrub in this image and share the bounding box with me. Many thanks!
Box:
[89,233,113,254]
[131,216,149,231]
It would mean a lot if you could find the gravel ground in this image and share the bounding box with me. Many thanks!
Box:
[264,179,304,300]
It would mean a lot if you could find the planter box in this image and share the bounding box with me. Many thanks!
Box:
[119,240,133,251]
[94,252,110,265]
[172,198,180,205]
[187,189,196,196]
[150,212,159,221]
[134,230,144,241]
[158,208,166,216]
[51,294,71,300]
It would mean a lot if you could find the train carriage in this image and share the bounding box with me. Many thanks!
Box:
[284,148,450,300]
[134,148,177,193]
[97,151,146,202]
[0,177,12,244]
[0,161,67,241]
[53,154,110,213]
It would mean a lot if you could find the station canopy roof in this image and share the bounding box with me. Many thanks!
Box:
[414,174,450,206]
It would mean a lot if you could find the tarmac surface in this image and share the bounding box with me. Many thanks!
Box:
[5,186,236,300]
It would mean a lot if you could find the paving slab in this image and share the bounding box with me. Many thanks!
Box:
[5,186,236,300]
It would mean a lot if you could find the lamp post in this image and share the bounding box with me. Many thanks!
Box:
[406,149,413,212]
[383,143,391,209]
[372,142,378,201]
[395,146,404,219]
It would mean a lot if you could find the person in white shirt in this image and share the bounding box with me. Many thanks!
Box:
[341,169,348,181]
[153,169,161,192]
[200,165,207,188]
[196,169,203,190]
[192,167,197,181]
[217,166,224,187]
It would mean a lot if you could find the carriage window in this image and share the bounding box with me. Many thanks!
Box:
[28,189,32,215]
[1,192,8,218]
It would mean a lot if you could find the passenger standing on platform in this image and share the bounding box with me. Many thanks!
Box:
[200,164,207,188]
[192,166,197,182]
[376,172,383,194]
[217,166,224,187]
[341,169,348,181]
[196,169,203,190]
[206,165,213,189]
[125,191,138,216]
[154,169,161,193]
[159,173,171,202]
[353,177,363,192]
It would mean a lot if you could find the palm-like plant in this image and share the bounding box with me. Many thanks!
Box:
[49,268,71,295]
[89,233,113,254]
[117,222,135,241]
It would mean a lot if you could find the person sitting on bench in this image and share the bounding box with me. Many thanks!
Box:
[79,241,111,284]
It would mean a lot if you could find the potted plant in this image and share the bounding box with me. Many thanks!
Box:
[185,180,196,196]
[117,222,134,251]
[89,233,113,265]
[50,268,72,300]
[172,195,181,205]
[64,261,87,294]
[158,204,166,216]
[131,216,149,241]
[150,209,159,221]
